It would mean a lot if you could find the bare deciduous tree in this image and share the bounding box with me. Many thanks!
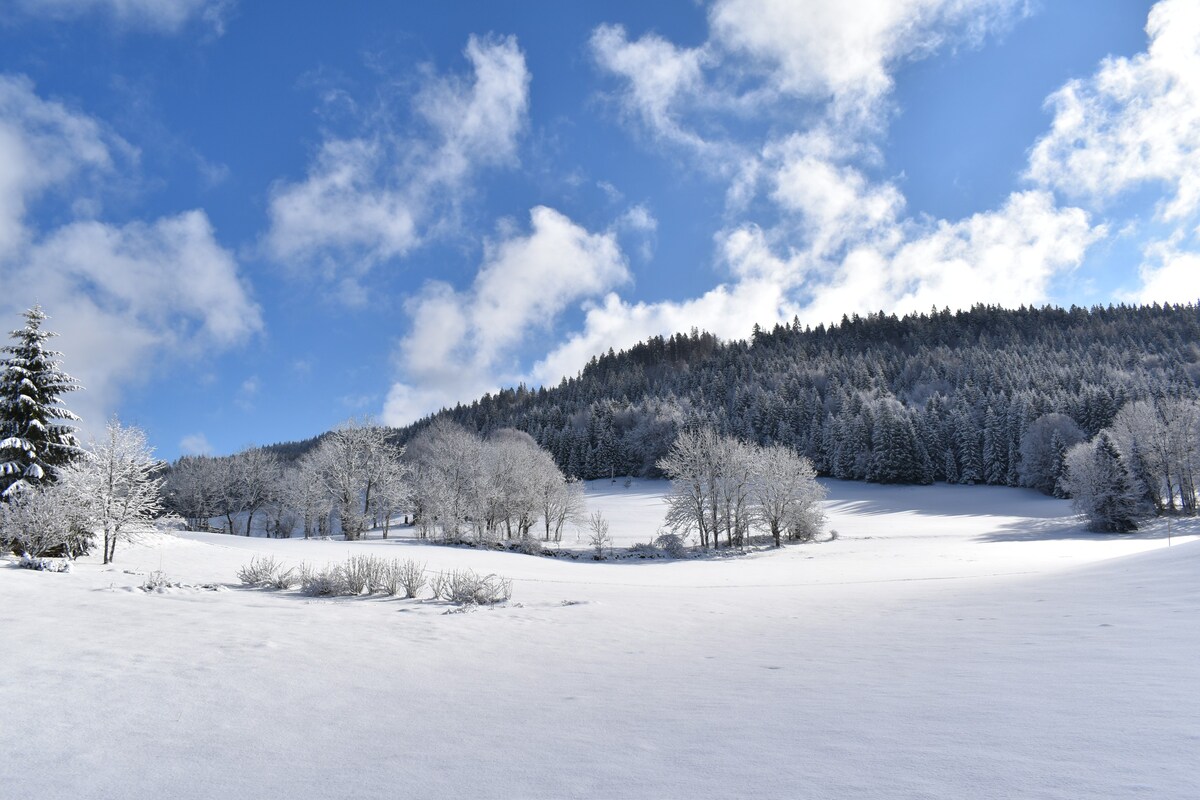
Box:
[62,417,164,564]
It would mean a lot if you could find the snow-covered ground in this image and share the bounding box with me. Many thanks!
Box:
[3,481,1199,799]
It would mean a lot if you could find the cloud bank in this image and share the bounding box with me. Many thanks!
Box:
[0,75,260,434]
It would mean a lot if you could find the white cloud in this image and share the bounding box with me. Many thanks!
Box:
[0,75,126,254]
[265,34,530,286]
[710,0,1022,121]
[803,191,1104,323]
[0,75,260,435]
[179,433,213,455]
[236,375,260,410]
[15,0,232,34]
[531,190,1102,387]
[4,211,262,433]
[765,130,905,257]
[589,25,714,153]
[1028,0,1200,221]
[590,0,1023,161]
[1122,239,1200,305]
[382,207,629,425]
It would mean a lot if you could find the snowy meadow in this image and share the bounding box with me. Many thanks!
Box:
[4,479,1199,799]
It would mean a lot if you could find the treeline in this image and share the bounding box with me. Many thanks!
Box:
[407,304,1200,501]
[164,418,583,546]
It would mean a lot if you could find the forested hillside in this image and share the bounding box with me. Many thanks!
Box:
[407,304,1200,490]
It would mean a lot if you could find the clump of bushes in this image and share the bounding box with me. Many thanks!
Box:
[16,554,72,572]
[237,555,292,587]
[238,554,508,605]
[431,569,512,605]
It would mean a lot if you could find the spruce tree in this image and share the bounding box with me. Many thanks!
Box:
[0,306,83,498]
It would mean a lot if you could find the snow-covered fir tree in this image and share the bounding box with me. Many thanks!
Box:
[0,306,82,498]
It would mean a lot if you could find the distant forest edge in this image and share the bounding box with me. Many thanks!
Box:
[271,303,1200,493]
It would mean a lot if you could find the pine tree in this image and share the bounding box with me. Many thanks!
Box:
[0,307,83,498]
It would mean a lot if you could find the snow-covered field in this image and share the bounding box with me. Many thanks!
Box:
[4,480,1199,799]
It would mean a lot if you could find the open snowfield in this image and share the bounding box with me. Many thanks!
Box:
[4,480,1199,799]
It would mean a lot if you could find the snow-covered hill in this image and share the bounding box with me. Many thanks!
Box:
[3,481,1197,799]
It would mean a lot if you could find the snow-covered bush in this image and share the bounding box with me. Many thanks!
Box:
[391,559,426,598]
[654,532,689,558]
[269,566,297,590]
[0,483,91,558]
[514,535,543,556]
[237,555,285,587]
[342,554,390,594]
[435,569,512,605]
[141,569,173,591]
[298,562,346,597]
[629,541,661,557]
[429,570,448,600]
[17,553,72,572]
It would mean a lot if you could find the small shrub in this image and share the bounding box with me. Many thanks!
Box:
[629,542,661,558]
[514,536,543,556]
[142,569,172,591]
[237,555,284,587]
[440,569,513,605]
[587,511,612,560]
[429,570,449,600]
[342,554,389,595]
[298,562,346,596]
[17,554,71,572]
[654,532,689,558]
[268,566,297,590]
[394,559,427,598]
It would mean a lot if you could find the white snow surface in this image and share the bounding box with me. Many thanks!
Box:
[3,480,1199,799]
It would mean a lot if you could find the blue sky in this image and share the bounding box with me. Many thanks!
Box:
[2,0,1196,459]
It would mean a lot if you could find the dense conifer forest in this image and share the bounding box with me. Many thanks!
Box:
[396,303,1200,491]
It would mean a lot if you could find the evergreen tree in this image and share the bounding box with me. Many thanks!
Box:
[1062,432,1142,533]
[0,307,83,498]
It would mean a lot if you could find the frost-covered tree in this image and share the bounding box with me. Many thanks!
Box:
[369,455,411,539]
[539,474,584,543]
[658,427,724,548]
[1108,398,1200,513]
[280,457,332,539]
[0,482,91,558]
[233,448,283,536]
[0,306,82,498]
[1018,413,1085,495]
[63,418,164,564]
[310,418,405,540]
[164,455,223,531]
[1061,432,1143,533]
[661,427,825,549]
[751,444,826,547]
[409,420,485,542]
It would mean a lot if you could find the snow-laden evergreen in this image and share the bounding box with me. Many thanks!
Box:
[0,306,82,498]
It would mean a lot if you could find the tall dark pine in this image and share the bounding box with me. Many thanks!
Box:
[0,306,83,498]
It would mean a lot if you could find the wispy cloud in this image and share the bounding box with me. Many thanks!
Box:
[264,34,531,300]
[13,0,234,34]
[0,75,260,436]
[383,206,630,425]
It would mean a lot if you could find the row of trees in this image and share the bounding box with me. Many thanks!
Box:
[1062,397,1200,532]
[163,419,585,547]
[167,420,409,540]
[659,428,825,548]
[407,420,584,545]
